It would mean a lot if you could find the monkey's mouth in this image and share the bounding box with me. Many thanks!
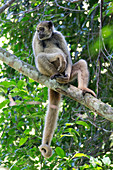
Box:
[39,34,45,39]
[38,33,52,40]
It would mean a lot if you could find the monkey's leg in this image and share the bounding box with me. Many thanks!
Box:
[70,59,96,97]
[36,53,59,77]
[39,89,61,158]
[47,53,67,73]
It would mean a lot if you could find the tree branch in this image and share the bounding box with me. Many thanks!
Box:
[0,0,16,14]
[65,0,83,3]
[0,47,113,122]
[54,0,85,12]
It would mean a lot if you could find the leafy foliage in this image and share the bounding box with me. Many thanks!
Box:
[0,0,113,169]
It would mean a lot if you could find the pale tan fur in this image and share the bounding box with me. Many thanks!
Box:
[32,21,96,158]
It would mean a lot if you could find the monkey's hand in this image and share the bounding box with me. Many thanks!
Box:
[56,74,70,84]
[51,73,62,80]
[51,73,69,84]
[56,54,67,73]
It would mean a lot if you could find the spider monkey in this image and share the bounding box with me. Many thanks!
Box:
[32,21,96,158]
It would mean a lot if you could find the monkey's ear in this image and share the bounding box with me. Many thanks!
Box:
[48,21,53,29]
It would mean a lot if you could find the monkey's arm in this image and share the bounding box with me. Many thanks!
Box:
[56,32,72,75]
[54,31,72,83]
[55,57,72,83]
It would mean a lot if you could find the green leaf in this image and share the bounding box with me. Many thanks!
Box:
[0,87,7,93]
[65,123,74,126]
[0,80,16,88]
[19,137,28,147]
[17,80,26,89]
[55,147,65,158]
[64,128,80,136]
[9,128,15,135]
[73,153,89,159]
[76,121,90,130]
[61,134,73,138]
[24,129,31,135]
[17,121,24,128]
[88,3,98,16]
[0,99,9,109]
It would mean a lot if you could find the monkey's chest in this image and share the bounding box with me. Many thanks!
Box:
[42,41,62,53]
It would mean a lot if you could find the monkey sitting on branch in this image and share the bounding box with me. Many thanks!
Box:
[32,21,96,158]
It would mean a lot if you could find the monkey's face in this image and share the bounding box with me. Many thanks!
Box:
[36,21,53,40]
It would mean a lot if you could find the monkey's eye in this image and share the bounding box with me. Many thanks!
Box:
[39,27,45,32]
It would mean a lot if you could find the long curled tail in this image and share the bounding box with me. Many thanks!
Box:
[39,89,61,158]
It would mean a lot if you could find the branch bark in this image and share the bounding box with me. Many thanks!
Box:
[0,47,113,122]
[0,0,16,14]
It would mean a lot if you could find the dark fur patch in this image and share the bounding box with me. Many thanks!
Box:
[41,148,46,153]
[48,21,53,29]
[55,42,60,48]
[51,73,62,80]
[42,41,46,48]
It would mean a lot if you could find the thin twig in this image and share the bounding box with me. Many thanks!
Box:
[96,0,103,96]
[65,0,83,3]
[76,113,113,133]
[101,50,113,74]
[0,0,16,14]
[54,0,85,12]
[10,1,45,16]
[8,94,43,106]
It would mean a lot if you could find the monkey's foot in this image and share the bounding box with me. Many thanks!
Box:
[79,87,96,97]
[39,144,52,158]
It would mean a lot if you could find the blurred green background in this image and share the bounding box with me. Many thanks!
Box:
[0,0,113,169]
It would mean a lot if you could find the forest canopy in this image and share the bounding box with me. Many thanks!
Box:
[0,0,113,169]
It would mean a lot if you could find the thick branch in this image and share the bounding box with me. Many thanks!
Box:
[0,0,16,14]
[0,47,113,122]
